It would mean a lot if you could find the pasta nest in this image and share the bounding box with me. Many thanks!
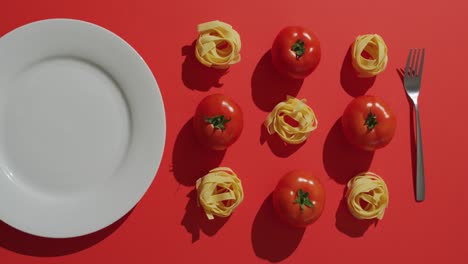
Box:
[346,172,389,220]
[265,96,318,144]
[196,167,244,220]
[351,34,388,77]
[195,20,241,69]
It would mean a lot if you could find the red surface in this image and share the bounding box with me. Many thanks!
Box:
[1,0,467,263]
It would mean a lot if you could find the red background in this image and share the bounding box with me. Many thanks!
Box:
[1,0,467,263]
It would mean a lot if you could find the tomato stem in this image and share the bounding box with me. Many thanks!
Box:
[294,189,314,212]
[205,115,231,130]
[291,39,305,59]
[364,111,378,130]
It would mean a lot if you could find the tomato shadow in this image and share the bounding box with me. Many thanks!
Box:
[340,44,376,97]
[181,41,228,91]
[171,118,226,186]
[0,209,132,256]
[251,50,303,112]
[322,118,374,184]
[396,69,418,200]
[260,123,304,158]
[181,189,229,243]
[335,191,375,237]
[251,194,305,262]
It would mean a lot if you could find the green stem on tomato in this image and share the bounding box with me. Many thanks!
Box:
[291,39,305,59]
[205,115,231,131]
[294,189,314,212]
[364,111,378,130]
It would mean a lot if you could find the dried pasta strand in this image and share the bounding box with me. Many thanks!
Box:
[345,172,389,220]
[195,20,241,69]
[351,34,388,77]
[264,96,318,144]
[196,167,244,220]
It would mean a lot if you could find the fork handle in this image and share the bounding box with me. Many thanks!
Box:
[414,104,425,201]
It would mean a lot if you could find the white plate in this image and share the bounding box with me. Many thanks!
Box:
[0,19,166,238]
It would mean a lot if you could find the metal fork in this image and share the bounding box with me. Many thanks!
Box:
[403,48,425,202]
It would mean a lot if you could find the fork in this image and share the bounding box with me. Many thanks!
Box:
[403,48,425,202]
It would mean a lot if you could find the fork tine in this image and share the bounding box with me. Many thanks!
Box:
[414,49,421,76]
[410,49,419,77]
[404,49,413,78]
[418,48,425,77]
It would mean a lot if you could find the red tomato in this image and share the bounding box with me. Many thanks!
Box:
[341,95,397,151]
[193,94,243,151]
[272,170,325,227]
[271,26,321,79]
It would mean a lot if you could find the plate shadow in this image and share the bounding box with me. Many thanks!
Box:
[0,209,132,257]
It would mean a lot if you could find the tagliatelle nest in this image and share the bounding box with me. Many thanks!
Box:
[351,34,388,77]
[264,96,318,144]
[346,172,389,220]
[195,20,241,69]
[196,167,244,220]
